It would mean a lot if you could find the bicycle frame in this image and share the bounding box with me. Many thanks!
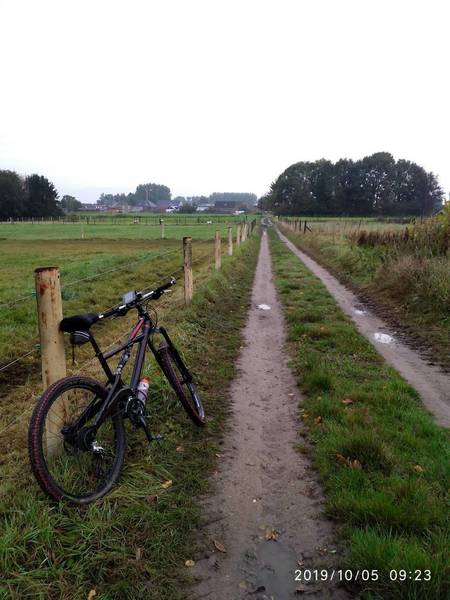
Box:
[78,308,192,432]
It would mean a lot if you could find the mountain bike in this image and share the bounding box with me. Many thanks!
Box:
[28,277,205,504]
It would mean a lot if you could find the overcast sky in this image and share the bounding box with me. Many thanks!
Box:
[1,0,449,203]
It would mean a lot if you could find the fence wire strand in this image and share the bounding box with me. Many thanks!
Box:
[0,233,227,434]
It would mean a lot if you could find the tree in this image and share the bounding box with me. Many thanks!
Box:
[134,183,171,206]
[0,170,26,219]
[24,174,61,217]
[61,195,82,213]
[263,153,444,217]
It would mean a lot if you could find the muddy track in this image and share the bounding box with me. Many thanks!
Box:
[189,232,352,600]
[277,228,450,428]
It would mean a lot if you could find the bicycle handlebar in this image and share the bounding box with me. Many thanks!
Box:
[99,277,176,320]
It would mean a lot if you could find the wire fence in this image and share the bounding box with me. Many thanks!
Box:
[0,229,252,439]
[0,242,205,374]
[0,345,40,374]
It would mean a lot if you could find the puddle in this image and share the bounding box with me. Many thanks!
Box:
[374,332,394,344]
[244,540,298,598]
[257,304,271,311]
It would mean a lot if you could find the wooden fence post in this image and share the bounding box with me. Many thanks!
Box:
[160,220,165,239]
[183,237,193,305]
[215,230,221,270]
[34,267,67,456]
[228,226,233,256]
[236,224,241,246]
[241,222,247,243]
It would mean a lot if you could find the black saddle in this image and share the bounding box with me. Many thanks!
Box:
[60,313,99,333]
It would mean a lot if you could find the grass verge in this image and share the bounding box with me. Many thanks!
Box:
[0,234,259,600]
[278,225,450,369]
[268,228,449,600]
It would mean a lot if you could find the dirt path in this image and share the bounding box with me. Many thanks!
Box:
[277,228,450,428]
[190,232,351,600]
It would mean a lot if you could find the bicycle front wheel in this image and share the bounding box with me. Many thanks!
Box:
[157,342,205,426]
[28,376,125,504]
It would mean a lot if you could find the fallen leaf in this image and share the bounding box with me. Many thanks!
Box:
[146,494,158,503]
[213,539,226,553]
[314,416,322,424]
[161,479,173,489]
[336,453,348,465]
[413,464,424,473]
[185,559,195,567]
[295,584,312,594]
[215,453,222,458]
[87,591,96,600]
[176,446,184,452]
[351,459,362,470]
[264,528,279,541]
[239,580,248,590]
[341,398,353,405]
[135,547,143,561]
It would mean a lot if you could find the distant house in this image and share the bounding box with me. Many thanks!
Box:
[214,200,243,213]
[197,204,213,212]
[139,201,156,211]
[110,202,131,213]
[79,203,99,212]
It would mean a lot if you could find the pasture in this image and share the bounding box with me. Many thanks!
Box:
[0,217,246,241]
[0,220,259,599]
[0,217,251,460]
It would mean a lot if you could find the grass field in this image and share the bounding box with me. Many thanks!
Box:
[0,231,260,599]
[0,217,253,364]
[278,216,450,368]
[0,221,244,241]
[269,228,450,600]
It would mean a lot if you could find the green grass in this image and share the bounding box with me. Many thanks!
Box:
[0,234,260,599]
[278,221,450,368]
[269,228,450,600]
[0,221,243,241]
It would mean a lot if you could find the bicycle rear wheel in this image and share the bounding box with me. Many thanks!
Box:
[157,342,205,426]
[28,376,125,504]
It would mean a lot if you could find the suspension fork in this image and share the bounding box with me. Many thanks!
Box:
[149,326,193,384]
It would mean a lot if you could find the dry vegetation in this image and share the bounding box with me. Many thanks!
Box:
[280,210,450,367]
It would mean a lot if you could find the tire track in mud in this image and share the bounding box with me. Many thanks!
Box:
[189,231,352,600]
[276,228,450,428]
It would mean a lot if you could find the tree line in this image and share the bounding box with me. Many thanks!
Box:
[259,153,444,216]
[97,189,257,210]
[98,183,171,208]
[0,170,63,219]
